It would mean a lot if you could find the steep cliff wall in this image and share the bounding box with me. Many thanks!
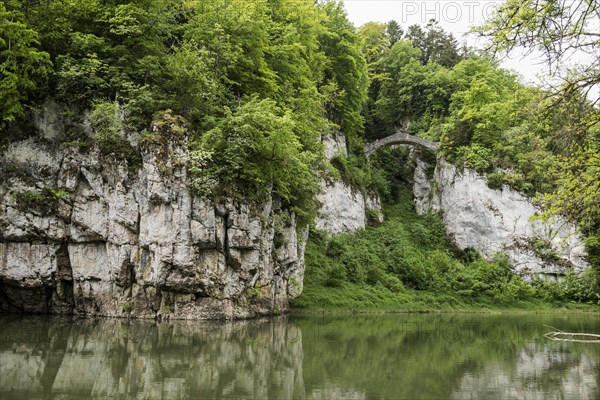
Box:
[414,158,589,278]
[0,136,306,319]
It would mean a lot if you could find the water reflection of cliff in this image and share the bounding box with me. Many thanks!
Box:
[0,316,304,399]
[0,315,598,400]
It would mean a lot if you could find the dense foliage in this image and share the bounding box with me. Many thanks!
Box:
[0,0,368,222]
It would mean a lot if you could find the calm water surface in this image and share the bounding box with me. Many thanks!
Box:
[0,313,598,399]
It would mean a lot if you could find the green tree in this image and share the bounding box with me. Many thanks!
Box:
[406,20,462,68]
[19,0,178,114]
[360,22,389,69]
[359,22,390,140]
[443,58,520,148]
[163,40,221,124]
[184,0,277,102]
[366,23,463,139]
[0,2,50,121]
[193,97,321,222]
[264,0,329,150]
[373,40,424,132]
[538,144,600,235]
[318,1,368,152]
[385,20,403,47]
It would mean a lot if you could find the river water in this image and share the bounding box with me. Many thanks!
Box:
[0,313,598,399]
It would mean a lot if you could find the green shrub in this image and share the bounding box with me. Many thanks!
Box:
[457,247,481,264]
[531,270,599,304]
[90,100,124,147]
[370,168,391,201]
[532,278,564,302]
[61,124,91,149]
[14,187,69,215]
[562,270,600,303]
[486,171,505,190]
[330,154,374,193]
[325,264,347,287]
[454,144,493,173]
[584,233,600,271]
[326,236,346,258]
[380,273,404,292]
[492,277,534,302]
[89,100,141,166]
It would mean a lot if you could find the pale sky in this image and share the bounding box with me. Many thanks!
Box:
[342,0,547,84]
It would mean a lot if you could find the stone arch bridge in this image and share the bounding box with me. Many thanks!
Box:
[364,130,439,155]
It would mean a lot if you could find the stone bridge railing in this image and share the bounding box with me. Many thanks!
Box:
[364,131,439,155]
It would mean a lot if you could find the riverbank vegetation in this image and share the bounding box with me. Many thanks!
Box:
[294,186,600,311]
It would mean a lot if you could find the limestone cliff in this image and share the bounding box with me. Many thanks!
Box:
[0,134,306,319]
[413,158,589,278]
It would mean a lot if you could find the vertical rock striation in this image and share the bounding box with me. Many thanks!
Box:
[0,136,306,319]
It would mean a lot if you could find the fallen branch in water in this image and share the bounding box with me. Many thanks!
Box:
[544,331,600,343]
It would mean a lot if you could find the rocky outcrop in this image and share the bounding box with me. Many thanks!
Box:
[0,135,306,319]
[315,132,383,234]
[414,158,589,278]
[321,130,348,161]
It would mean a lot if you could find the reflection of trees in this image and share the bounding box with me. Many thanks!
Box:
[454,342,599,399]
[0,314,598,399]
[296,315,600,400]
[0,316,304,399]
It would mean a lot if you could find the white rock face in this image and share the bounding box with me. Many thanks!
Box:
[316,180,366,234]
[414,158,589,277]
[32,99,66,141]
[413,158,436,215]
[0,135,307,319]
[321,131,347,159]
[315,132,383,234]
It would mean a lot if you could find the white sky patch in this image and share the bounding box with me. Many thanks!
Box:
[344,0,499,32]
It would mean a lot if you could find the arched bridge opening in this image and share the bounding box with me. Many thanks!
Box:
[364,131,439,155]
